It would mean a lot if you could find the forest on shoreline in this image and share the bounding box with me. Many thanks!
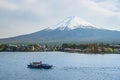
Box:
[0,42,120,54]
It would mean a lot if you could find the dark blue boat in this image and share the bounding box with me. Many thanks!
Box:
[27,61,53,69]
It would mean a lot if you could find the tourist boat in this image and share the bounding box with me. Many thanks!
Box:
[27,61,53,69]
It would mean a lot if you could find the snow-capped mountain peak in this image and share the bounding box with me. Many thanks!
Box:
[48,16,95,30]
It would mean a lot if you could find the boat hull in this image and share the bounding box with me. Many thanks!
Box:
[27,64,53,69]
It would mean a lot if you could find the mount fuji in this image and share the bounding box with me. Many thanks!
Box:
[0,16,120,43]
[48,16,95,30]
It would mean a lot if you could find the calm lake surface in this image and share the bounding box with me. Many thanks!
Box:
[0,52,120,80]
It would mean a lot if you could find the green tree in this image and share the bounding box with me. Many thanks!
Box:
[0,44,8,51]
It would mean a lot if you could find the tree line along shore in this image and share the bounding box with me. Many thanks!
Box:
[0,43,120,53]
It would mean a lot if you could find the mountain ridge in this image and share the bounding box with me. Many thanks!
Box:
[0,16,120,43]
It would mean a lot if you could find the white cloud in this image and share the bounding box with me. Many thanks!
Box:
[0,0,51,16]
[93,0,120,11]
[0,0,19,11]
[20,0,51,16]
[0,0,120,38]
[80,0,120,16]
[1,0,120,17]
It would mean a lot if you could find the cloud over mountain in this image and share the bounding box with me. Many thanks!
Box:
[0,0,120,38]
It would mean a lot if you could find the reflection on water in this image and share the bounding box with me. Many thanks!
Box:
[0,52,120,80]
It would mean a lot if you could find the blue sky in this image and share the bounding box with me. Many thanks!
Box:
[0,0,120,38]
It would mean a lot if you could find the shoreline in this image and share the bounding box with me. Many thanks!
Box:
[0,51,120,54]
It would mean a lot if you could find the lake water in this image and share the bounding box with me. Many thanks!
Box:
[0,52,120,80]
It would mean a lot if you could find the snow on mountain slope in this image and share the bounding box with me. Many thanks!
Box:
[48,16,96,30]
[1,16,120,43]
